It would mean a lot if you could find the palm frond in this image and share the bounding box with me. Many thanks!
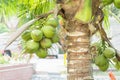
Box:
[0,0,56,26]
[17,0,55,26]
[102,8,110,30]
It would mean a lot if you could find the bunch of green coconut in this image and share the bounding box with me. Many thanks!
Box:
[21,16,60,58]
[91,41,120,71]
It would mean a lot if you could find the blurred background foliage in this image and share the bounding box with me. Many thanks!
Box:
[0,0,56,33]
[0,0,120,33]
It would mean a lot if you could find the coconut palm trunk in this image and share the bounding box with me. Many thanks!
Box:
[66,21,93,80]
[58,0,96,80]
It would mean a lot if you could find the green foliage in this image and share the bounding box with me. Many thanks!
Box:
[0,0,18,16]
[74,0,92,23]
[101,4,120,34]
[103,3,120,24]
[0,0,56,27]
[0,23,9,33]
[0,53,9,64]
[110,4,120,16]
[17,0,56,27]
[103,8,110,30]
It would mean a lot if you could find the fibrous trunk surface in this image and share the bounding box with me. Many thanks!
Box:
[58,0,94,80]
[66,22,93,80]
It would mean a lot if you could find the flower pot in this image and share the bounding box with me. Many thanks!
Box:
[0,63,35,80]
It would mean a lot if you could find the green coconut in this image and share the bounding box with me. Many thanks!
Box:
[51,33,60,43]
[46,18,58,28]
[95,55,108,66]
[31,29,43,41]
[24,40,39,53]
[114,0,120,9]
[21,30,31,41]
[40,38,52,48]
[36,48,48,58]
[41,26,55,38]
[103,47,115,58]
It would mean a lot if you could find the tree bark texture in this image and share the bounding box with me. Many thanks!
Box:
[58,0,95,80]
[66,22,93,80]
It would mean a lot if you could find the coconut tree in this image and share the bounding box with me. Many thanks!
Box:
[56,0,93,79]
[57,0,120,79]
[1,0,120,80]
